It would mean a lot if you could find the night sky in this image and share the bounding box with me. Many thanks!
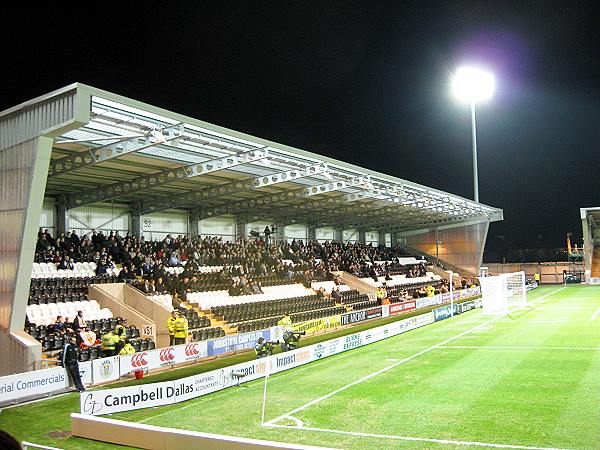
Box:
[2,2,599,259]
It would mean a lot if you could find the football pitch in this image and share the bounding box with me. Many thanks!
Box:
[109,285,600,450]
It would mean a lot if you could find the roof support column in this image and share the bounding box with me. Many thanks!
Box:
[273,218,285,245]
[334,227,343,242]
[189,208,200,238]
[0,135,54,375]
[131,205,142,238]
[56,199,67,235]
[358,229,366,244]
[378,230,386,247]
[307,223,317,242]
[236,215,247,240]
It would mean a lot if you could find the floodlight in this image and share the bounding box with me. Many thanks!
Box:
[450,65,496,203]
[452,67,495,103]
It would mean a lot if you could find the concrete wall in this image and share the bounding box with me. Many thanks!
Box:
[123,285,172,348]
[484,262,582,284]
[89,284,156,342]
[71,414,332,450]
[0,85,86,375]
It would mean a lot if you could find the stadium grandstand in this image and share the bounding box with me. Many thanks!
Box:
[0,83,502,378]
[580,207,600,283]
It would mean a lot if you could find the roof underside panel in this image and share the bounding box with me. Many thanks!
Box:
[44,87,503,231]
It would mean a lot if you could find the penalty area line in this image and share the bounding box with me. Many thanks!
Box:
[264,423,570,450]
[265,286,567,427]
[590,305,600,322]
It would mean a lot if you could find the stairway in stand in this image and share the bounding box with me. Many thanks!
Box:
[591,248,600,277]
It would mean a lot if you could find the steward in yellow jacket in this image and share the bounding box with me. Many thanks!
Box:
[278,314,292,331]
[375,286,387,304]
[119,340,136,355]
[167,311,178,346]
[173,313,188,345]
[101,331,120,357]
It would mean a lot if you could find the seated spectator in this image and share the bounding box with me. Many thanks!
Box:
[117,266,130,282]
[171,292,182,308]
[155,277,167,293]
[251,280,264,295]
[143,278,156,293]
[53,316,66,334]
[333,274,342,285]
[228,280,242,296]
[168,252,182,267]
[126,265,137,280]
[331,286,342,302]
[58,256,75,270]
[64,317,74,332]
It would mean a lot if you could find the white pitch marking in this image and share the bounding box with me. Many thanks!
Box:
[135,338,375,424]
[523,320,569,323]
[266,287,567,427]
[439,345,600,351]
[590,305,600,322]
[285,416,304,428]
[265,423,571,450]
[535,306,582,311]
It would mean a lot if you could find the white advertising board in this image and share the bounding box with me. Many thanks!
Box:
[81,380,176,416]
[92,356,120,384]
[79,361,93,386]
[119,341,208,376]
[415,294,443,309]
[0,367,68,404]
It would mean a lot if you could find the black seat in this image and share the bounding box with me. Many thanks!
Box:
[132,339,142,352]
[89,346,100,360]
[78,348,90,362]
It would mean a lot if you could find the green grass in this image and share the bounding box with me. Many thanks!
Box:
[3,286,600,449]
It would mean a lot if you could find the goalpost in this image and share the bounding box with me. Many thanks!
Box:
[478,271,526,316]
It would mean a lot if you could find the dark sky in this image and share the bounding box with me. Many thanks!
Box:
[2,2,599,258]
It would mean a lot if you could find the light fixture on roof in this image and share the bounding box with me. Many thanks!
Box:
[149,128,167,144]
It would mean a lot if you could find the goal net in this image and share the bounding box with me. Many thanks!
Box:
[478,271,526,315]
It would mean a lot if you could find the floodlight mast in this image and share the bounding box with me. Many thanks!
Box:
[452,66,495,204]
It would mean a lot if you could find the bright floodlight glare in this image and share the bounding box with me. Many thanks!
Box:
[452,66,495,103]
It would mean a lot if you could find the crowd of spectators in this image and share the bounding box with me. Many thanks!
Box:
[35,229,436,303]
